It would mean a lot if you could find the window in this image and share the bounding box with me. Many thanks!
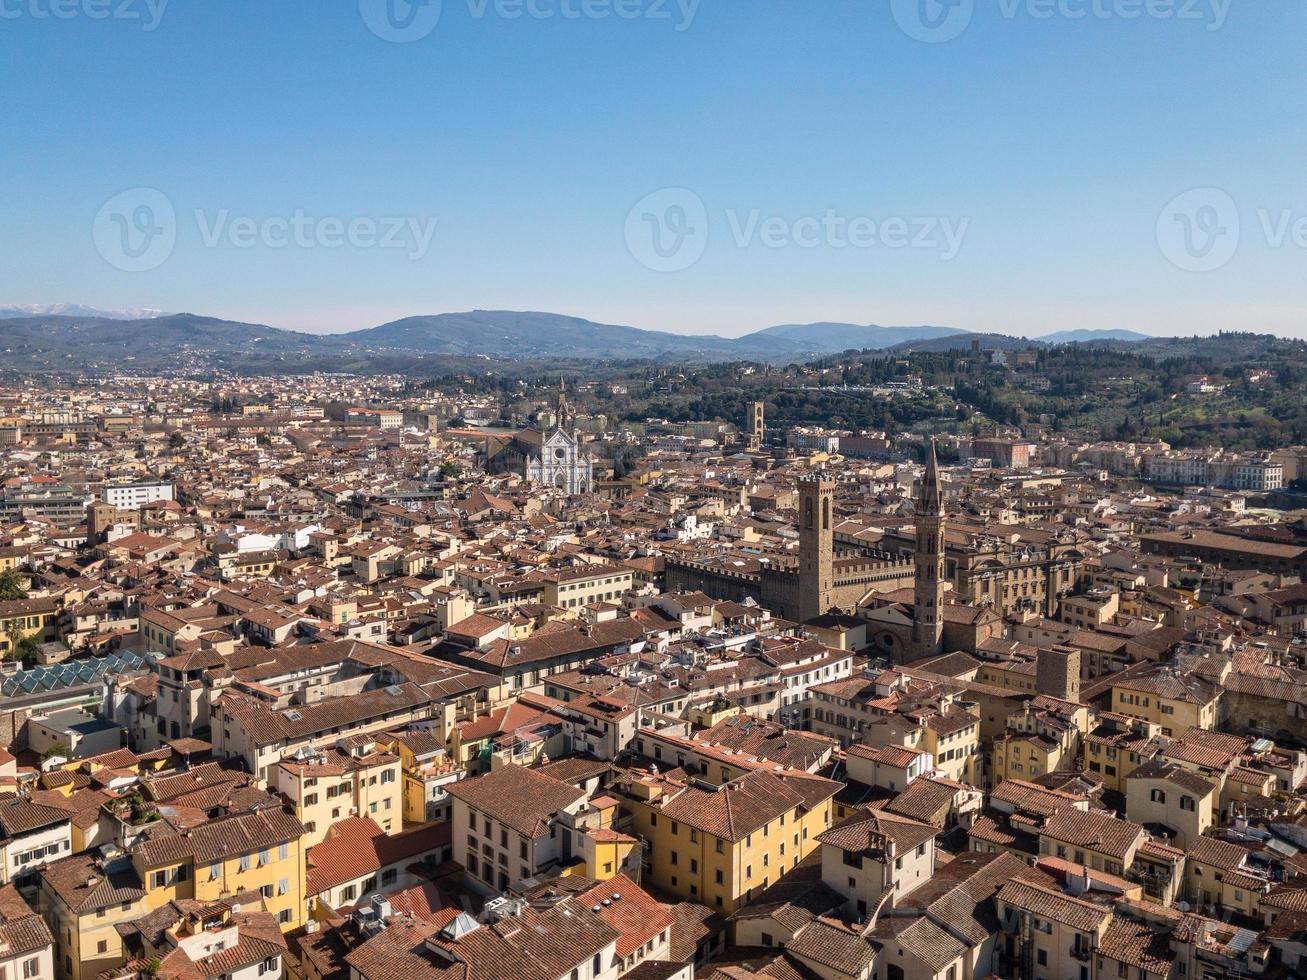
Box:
[97,940,108,954]
[278,877,289,895]
[210,861,221,880]
[1150,788,1166,804]
[1180,796,1195,812]
[239,854,251,872]
[278,843,289,861]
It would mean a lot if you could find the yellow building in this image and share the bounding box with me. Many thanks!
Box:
[614,768,838,913]
[1083,711,1163,794]
[1185,834,1271,917]
[542,564,634,610]
[273,738,403,846]
[1125,762,1216,849]
[380,730,461,826]
[131,807,307,931]
[1038,808,1144,878]
[1111,667,1220,738]
[990,698,1086,786]
[992,731,1068,785]
[0,596,59,657]
[562,795,640,881]
[917,704,981,784]
[39,853,149,980]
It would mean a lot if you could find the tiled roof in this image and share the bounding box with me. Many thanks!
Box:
[816,808,938,855]
[134,807,305,868]
[1040,808,1143,860]
[997,878,1112,932]
[576,875,675,959]
[444,764,584,840]
[653,770,839,844]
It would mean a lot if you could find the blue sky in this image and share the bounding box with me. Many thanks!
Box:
[2,0,1304,337]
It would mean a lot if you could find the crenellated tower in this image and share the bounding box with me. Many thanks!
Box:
[797,474,835,623]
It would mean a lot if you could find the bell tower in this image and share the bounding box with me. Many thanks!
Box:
[747,401,765,451]
[556,378,571,429]
[797,474,835,623]
[912,440,946,657]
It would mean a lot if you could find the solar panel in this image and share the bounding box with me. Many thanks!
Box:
[1227,929,1257,954]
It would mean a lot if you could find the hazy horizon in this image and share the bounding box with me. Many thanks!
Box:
[0,302,1283,343]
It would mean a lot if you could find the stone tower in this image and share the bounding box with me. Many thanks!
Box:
[747,401,765,450]
[1036,647,1081,702]
[797,474,835,623]
[912,440,946,658]
[556,379,571,428]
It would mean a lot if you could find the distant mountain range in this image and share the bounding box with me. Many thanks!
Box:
[0,304,168,320]
[0,307,1162,373]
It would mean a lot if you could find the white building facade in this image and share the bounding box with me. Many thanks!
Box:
[526,427,593,495]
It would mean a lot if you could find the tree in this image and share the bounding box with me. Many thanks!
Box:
[0,569,26,601]
[168,431,185,450]
[4,622,40,663]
